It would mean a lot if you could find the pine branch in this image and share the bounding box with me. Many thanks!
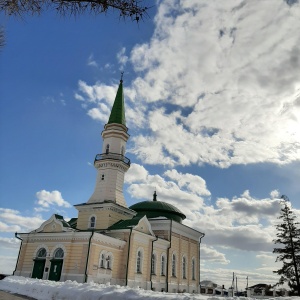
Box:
[1,0,149,21]
[273,197,300,295]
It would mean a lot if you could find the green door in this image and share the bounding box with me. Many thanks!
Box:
[48,260,63,281]
[32,259,45,279]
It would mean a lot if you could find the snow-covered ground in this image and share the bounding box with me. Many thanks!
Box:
[0,276,299,300]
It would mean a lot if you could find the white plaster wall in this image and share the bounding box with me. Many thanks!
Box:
[102,137,126,154]
[88,163,127,206]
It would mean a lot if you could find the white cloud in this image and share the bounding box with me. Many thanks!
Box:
[0,237,20,249]
[0,208,45,232]
[125,165,295,253]
[201,245,230,265]
[127,164,207,215]
[0,255,18,275]
[201,266,279,289]
[125,163,149,184]
[87,53,98,68]
[270,190,280,199]
[256,253,275,261]
[74,93,85,101]
[34,207,49,213]
[35,190,71,208]
[77,80,117,104]
[0,221,21,233]
[87,107,109,123]
[117,47,128,68]
[77,0,300,169]
[75,79,147,128]
[164,169,210,197]
[216,192,281,218]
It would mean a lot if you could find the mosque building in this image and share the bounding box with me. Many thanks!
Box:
[14,78,205,293]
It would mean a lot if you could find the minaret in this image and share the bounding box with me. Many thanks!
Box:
[88,76,130,207]
[75,76,135,230]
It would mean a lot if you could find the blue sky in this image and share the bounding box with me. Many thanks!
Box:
[1,0,300,290]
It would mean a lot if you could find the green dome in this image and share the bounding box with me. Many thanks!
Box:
[129,200,186,223]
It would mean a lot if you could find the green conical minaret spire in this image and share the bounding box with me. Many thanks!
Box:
[108,74,126,126]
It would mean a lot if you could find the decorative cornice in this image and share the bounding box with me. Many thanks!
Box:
[172,221,205,240]
[94,160,129,172]
[133,216,155,237]
[19,231,92,241]
[102,127,129,141]
[33,214,74,233]
[92,232,126,249]
[153,238,170,249]
[132,230,156,244]
[148,218,204,241]
[74,202,136,217]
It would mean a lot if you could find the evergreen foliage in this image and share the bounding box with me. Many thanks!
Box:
[0,27,4,49]
[1,0,148,22]
[273,195,300,295]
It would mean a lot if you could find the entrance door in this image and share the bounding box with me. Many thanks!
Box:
[48,260,63,281]
[32,259,45,279]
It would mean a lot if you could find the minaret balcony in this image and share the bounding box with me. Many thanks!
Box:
[94,153,131,166]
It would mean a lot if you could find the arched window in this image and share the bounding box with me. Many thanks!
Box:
[192,258,196,280]
[161,255,166,276]
[136,250,142,273]
[182,256,186,279]
[107,255,111,269]
[106,144,110,154]
[172,254,176,277]
[37,248,47,258]
[151,254,156,275]
[89,216,96,228]
[54,248,64,259]
[100,253,105,268]
[121,146,125,156]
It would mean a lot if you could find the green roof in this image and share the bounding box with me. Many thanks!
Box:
[129,200,186,223]
[54,214,70,228]
[108,200,186,230]
[68,218,78,229]
[54,214,63,220]
[108,80,126,126]
[108,217,140,230]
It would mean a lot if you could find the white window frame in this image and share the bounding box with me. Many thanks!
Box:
[89,215,96,229]
[192,257,196,280]
[161,253,166,276]
[100,253,105,268]
[37,248,47,258]
[53,247,64,259]
[106,252,113,270]
[171,253,176,277]
[182,255,186,279]
[151,253,156,275]
[136,248,143,274]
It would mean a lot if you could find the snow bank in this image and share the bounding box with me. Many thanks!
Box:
[0,276,298,300]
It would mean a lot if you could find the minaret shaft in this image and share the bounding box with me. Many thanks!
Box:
[87,80,130,207]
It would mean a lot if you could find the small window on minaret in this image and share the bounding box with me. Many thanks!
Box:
[90,216,95,228]
[101,174,105,180]
[106,144,110,154]
[121,146,125,156]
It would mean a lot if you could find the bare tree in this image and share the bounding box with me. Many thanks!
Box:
[1,0,148,21]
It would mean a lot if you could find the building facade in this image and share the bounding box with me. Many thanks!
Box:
[14,78,205,293]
